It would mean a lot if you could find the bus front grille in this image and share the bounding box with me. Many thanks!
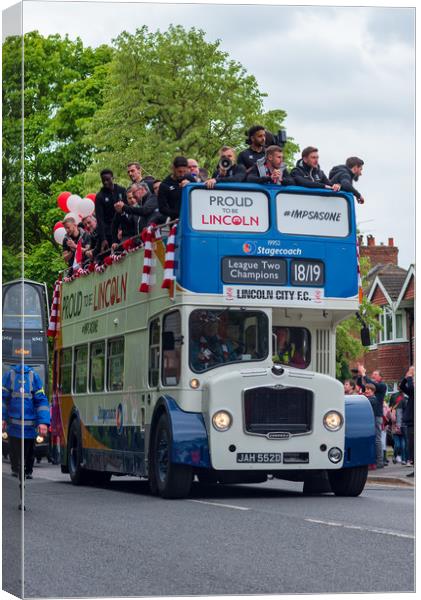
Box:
[243,387,313,436]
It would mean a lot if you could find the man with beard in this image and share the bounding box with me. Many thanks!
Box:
[329,157,365,204]
[158,156,196,220]
[291,146,341,191]
[237,125,266,170]
[246,145,294,185]
[114,181,164,242]
[95,169,127,253]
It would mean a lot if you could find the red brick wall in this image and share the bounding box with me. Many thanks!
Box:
[403,275,414,300]
[360,246,398,267]
[370,285,388,306]
[364,342,410,383]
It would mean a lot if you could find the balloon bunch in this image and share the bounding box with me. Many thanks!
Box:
[53,191,96,244]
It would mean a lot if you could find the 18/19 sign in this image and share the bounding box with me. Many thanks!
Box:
[290,260,324,286]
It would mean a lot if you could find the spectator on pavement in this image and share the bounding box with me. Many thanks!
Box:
[399,366,415,477]
[389,390,408,464]
[357,364,387,469]
[344,379,357,394]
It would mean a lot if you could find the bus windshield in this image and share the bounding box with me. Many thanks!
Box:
[3,283,43,329]
[189,309,268,373]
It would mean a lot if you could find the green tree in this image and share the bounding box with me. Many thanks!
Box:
[335,256,382,378]
[2,31,113,291]
[84,25,298,187]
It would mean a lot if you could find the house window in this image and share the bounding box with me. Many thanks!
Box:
[378,307,406,343]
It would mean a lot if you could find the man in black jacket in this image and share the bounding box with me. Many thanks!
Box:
[114,182,164,243]
[329,157,365,204]
[399,366,414,475]
[237,125,266,170]
[291,146,340,191]
[95,169,127,253]
[246,146,294,186]
[158,156,196,220]
[206,146,246,189]
[357,364,388,469]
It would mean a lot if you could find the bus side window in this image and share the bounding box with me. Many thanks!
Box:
[60,348,72,394]
[149,318,160,387]
[107,338,124,391]
[90,341,105,393]
[162,311,181,386]
[74,345,88,394]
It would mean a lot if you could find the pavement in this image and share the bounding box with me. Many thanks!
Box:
[367,456,415,487]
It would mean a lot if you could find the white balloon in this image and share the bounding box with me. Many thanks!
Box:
[64,211,82,223]
[77,197,95,218]
[66,194,82,213]
[53,227,66,245]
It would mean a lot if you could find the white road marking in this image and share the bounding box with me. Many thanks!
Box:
[190,499,250,511]
[305,518,414,539]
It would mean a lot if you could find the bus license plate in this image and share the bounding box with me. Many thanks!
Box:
[236,452,282,464]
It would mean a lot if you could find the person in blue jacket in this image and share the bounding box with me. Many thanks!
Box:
[2,364,50,480]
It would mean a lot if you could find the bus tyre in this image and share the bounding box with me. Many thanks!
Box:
[152,413,192,499]
[328,465,368,497]
[67,419,89,486]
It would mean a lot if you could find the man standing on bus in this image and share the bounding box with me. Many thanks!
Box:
[329,157,365,204]
[246,146,294,185]
[237,125,267,170]
[206,146,247,189]
[158,156,196,220]
[291,147,341,191]
[95,169,128,253]
[2,364,50,486]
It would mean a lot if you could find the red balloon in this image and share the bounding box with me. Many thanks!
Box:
[57,191,71,212]
[53,221,64,231]
[86,193,96,202]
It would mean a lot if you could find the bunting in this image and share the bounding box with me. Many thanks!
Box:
[47,277,62,337]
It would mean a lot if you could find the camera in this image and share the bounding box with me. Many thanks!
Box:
[272,129,287,148]
[218,156,233,171]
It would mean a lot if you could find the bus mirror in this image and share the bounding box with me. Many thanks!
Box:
[360,326,371,347]
[162,331,175,351]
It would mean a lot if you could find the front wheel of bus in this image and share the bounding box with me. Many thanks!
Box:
[67,419,89,486]
[328,465,368,497]
[152,413,192,499]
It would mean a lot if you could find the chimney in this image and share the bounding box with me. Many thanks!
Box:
[360,236,399,267]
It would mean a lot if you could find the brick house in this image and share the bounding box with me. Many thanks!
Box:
[356,236,414,390]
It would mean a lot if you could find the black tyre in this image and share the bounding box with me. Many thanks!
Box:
[328,465,368,497]
[151,413,192,499]
[67,419,89,485]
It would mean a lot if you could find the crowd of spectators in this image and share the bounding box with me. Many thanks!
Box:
[343,365,415,476]
[61,125,365,269]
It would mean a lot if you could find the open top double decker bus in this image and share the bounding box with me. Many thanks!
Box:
[52,183,375,498]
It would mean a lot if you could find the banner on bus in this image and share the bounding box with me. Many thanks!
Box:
[190,189,269,232]
[276,193,349,238]
[223,285,324,306]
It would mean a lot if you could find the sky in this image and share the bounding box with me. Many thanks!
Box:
[1,0,416,268]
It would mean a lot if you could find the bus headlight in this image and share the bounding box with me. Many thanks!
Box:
[328,447,343,463]
[2,432,8,440]
[36,435,44,444]
[323,411,343,432]
[189,378,200,389]
[212,411,232,432]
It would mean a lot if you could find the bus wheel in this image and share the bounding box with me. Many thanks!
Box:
[328,465,368,497]
[152,413,192,499]
[67,420,89,486]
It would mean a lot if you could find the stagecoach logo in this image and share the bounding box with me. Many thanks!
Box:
[242,242,256,254]
[267,432,291,440]
[116,403,124,435]
[190,189,269,233]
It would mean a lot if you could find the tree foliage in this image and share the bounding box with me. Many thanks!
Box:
[2,31,113,292]
[84,25,298,187]
[335,256,382,379]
